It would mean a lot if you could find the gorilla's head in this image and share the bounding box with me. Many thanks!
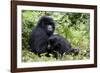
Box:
[47,35,61,50]
[37,16,55,36]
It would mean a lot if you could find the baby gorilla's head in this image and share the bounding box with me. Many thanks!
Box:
[47,35,61,50]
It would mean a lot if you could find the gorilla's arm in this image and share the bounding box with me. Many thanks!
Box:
[30,28,48,54]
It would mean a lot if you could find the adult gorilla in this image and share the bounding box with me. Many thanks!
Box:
[29,16,55,56]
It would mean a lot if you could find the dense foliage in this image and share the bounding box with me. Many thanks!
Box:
[22,10,90,62]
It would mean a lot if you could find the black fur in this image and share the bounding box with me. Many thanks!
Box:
[29,16,55,56]
[47,34,79,58]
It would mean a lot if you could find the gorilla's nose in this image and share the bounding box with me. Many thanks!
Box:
[48,25,53,31]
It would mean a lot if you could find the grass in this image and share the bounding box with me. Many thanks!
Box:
[22,48,90,62]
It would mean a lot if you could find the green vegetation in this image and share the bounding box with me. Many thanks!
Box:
[22,10,90,62]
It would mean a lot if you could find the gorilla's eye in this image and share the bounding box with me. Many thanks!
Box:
[45,23,49,25]
[45,22,49,25]
[45,22,53,25]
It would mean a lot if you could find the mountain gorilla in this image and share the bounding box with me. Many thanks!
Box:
[47,34,79,58]
[29,16,55,56]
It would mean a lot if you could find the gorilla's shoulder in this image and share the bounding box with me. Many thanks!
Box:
[31,27,46,36]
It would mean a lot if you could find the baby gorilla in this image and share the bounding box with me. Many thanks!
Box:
[47,34,79,58]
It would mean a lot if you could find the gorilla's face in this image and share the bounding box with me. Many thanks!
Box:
[45,22,55,35]
[47,25,53,31]
[37,16,55,35]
